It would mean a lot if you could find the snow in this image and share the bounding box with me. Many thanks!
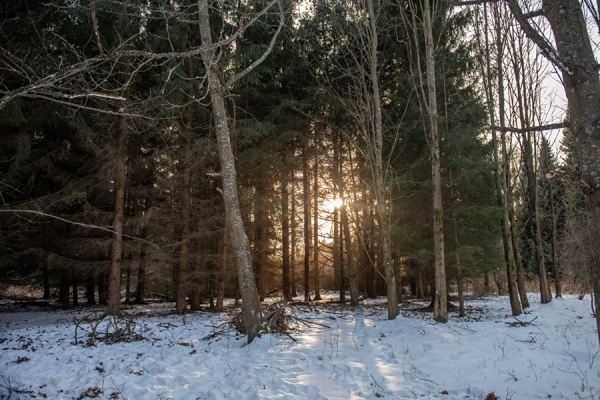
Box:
[1,294,599,400]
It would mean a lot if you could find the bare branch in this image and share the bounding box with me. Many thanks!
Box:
[546,170,594,193]
[523,9,544,19]
[225,1,284,89]
[90,0,104,54]
[0,209,164,249]
[504,0,573,74]
[446,0,499,6]
[0,0,283,111]
[488,121,568,133]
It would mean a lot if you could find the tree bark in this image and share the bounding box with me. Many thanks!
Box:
[423,0,447,323]
[107,113,128,314]
[198,0,262,342]
[216,206,228,312]
[72,275,79,306]
[282,170,291,300]
[135,241,147,304]
[86,277,96,305]
[367,0,398,319]
[549,180,562,298]
[252,185,267,301]
[523,132,552,303]
[312,145,321,301]
[59,272,70,309]
[303,147,311,301]
[291,178,298,298]
[341,206,359,306]
[42,257,50,299]
[98,271,108,305]
[176,101,194,313]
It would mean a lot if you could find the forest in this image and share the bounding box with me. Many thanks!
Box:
[1,0,600,347]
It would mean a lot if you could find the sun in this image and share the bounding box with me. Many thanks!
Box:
[323,197,344,212]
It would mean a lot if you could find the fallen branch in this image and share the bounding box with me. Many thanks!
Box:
[505,316,538,327]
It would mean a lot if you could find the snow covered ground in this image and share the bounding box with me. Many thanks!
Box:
[0,293,598,399]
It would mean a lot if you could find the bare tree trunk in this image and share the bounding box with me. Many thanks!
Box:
[253,186,267,301]
[549,180,562,298]
[422,0,447,323]
[312,147,321,301]
[107,113,128,314]
[457,267,465,317]
[216,207,228,312]
[367,188,377,299]
[333,206,341,300]
[59,272,70,309]
[291,179,298,298]
[198,0,262,342]
[72,275,79,306]
[477,3,521,314]
[303,147,311,301]
[523,132,552,304]
[449,175,464,317]
[176,101,194,313]
[86,277,96,305]
[282,170,291,300]
[43,257,50,299]
[509,197,530,308]
[498,42,523,314]
[125,261,131,304]
[484,271,490,294]
[341,206,359,306]
[367,0,398,319]
[416,266,425,299]
[190,235,203,311]
[98,271,107,305]
[135,241,147,304]
[340,215,346,302]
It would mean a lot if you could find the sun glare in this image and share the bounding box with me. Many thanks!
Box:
[323,197,344,213]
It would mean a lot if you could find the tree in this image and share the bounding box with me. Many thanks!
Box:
[197,0,285,342]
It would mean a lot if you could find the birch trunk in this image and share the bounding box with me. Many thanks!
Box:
[198,0,262,342]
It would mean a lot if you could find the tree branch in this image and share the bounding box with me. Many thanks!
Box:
[504,0,573,74]
[0,209,164,249]
[488,121,568,133]
[90,0,104,54]
[445,0,499,6]
[0,0,283,111]
[546,170,594,193]
[225,1,284,89]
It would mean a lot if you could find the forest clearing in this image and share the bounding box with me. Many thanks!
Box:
[0,293,598,400]
[3,1,600,389]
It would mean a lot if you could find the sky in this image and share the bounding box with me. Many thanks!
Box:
[1,292,599,399]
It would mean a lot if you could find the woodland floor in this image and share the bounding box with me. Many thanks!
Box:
[0,292,599,399]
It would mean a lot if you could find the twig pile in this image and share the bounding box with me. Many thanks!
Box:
[74,313,146,346]
[230,301,331,341]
